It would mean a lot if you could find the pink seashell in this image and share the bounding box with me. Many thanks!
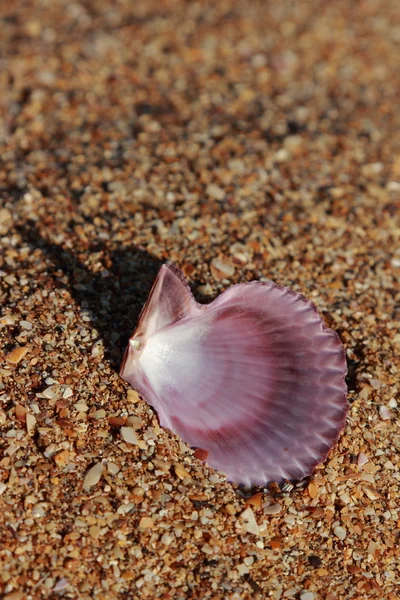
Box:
[120,264,348,486]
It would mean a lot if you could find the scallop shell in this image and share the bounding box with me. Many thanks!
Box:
[120,264,348,486]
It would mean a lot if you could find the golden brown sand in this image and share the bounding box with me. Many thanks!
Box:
[1,1,399,598]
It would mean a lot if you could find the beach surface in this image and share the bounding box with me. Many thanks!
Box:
[0,1,399,598]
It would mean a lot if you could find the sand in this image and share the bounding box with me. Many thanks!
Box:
[0,1,399,598]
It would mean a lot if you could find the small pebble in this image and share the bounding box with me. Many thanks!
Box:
[127,389,140,403]
[201,543,213,554]
[74,402,88,412]
[239,507,259,535]
[94,409,106,419]
[237,563,250,576]
[138,517,155,530]
[107,462,120,474]
[245,492,263,509]
[333,526,347,540]
[53,578,69,592]
[41,386,59,399]
[0,315,15,326]
[91,341,103,357]
[26,413,36,435]
[31,503,47,518]
[15,403,27,422]
[339,493,351,505]
[174,463,190,480]
[193,448,209,461]
[120,427,139,444]
[53,449,69,466]
[3,592,25,600]
[367,541,377,556]
[196,283,213,296]
[264,503,282,515]
[206,183,225,200]
[6,346,29,365]
[62,387,73,398]
[0,207,12,224]
[300,592,315,600]
[275,148,290,162]
[210,256,235,280]
[225,504,236,516]
[379,405,392,420]
[83,462,104,491]
[369,378,382,389]
[307,482,318,498]
[283,587,299,598]
[161,533,174,546]
[364,485,380,500]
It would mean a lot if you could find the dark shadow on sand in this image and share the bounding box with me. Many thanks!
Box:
[17,219,163,372]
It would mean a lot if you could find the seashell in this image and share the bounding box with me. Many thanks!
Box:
[120,264,348,486]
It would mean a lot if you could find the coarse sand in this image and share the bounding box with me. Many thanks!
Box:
[0,1,400,599]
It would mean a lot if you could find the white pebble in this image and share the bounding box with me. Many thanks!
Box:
[275,148,290,162]
[369,378,382,389]
[32,502,47,518]
[339,493,351,505]
[300,592,315,600]
[283,587,298,597]
[333,525,347,540]
[91,341,103,357]
[161,533,174,546]
[284,515,296,527]
[357,452,369,466]
[120,427,139,444]
[53,578,69,592]
[206,183,225,201]
[379,405,392,420]
[74,402,88,412]
[367,541,377,556]
[237,563,250,576]
[264,503,282,515]
[26,413,36,435]
[41,386,58,399]
[107,462,120,474]
[239,507,259,535]
[83,462,104,491]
